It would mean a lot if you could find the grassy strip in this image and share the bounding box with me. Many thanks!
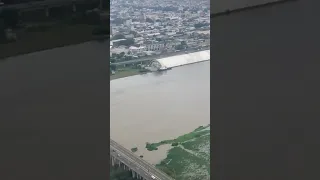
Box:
[110,68,141,80]
[156,146,209,180]
[182,134,210,170]
[131,147,138,153]
[146,129,210,151]
[193,124,210,132]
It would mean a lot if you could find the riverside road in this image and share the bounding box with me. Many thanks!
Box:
[110,139,174,180]
[110,47,210,66]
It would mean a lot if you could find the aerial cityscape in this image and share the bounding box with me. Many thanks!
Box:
[110,0,210,179]
[110,0,210,79]
[0,0,312,179]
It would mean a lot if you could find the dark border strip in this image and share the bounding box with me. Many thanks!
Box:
[211,0,298,18]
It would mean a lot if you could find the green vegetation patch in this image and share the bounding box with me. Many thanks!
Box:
[194,124,210,132]
[110,68,141,80]
[131,147,138,153]
[144,125,210,179]
[182,134,210,167]
[145,142,158,151]
[146,129,210,151]
[171,142,179,146]
[156,146,210,180]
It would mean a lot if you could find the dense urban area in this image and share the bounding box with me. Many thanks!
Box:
[110,0,210,79]
[110,0,210,179]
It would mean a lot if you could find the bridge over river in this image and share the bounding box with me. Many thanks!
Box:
[110,139,174,180]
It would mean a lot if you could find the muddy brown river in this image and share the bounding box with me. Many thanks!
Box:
[111,61,210,164]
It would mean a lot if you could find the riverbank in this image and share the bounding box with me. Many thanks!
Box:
[110,49,210,80]
[110,68,141,80]
[0,24,107,60]
[142,125,210,180]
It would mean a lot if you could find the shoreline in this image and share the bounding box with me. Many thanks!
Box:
[110,69,142,80]
[142,125,210,180]
[110,59,210,81]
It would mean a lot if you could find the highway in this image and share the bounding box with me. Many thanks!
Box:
[110,139,175,180]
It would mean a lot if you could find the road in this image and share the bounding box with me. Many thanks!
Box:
[110,139,175,180]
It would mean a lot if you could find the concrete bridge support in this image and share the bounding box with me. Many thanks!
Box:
[110,155,147,180]
[132,170,136,178]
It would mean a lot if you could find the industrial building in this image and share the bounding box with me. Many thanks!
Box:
[150,50,210,70]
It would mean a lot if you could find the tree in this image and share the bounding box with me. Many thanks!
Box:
[129,30,138,37]
[119,52,125,57]
[110,64,116,71]
[111,34,125,40]
[110,58,116,63]
[118,38,135,46]
[175,44,184,50]
[146,17,154,23]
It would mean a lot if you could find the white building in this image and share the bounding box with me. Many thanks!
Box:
[110,47,129,56]
[145,43,164,51]
[151,50,210,69]
[129,46,146,54]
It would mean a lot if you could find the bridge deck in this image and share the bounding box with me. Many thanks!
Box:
[110,139,174,180]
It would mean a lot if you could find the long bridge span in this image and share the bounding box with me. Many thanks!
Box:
[110,139,175,180]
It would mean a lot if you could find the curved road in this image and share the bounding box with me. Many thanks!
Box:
[110,139,174,180]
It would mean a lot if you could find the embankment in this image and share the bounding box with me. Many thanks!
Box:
[153,50,210,69]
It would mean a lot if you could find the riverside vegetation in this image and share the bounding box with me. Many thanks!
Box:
[143,125,210,180]
[119,125,210,180]
[158,125,210,180]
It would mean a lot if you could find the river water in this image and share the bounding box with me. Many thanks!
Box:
[111,61,210,164]
[0,39,210,166]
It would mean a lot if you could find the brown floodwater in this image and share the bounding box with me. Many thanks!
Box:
[110,61,210,164]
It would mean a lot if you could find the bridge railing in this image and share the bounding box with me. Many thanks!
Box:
[110,139,175,180]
